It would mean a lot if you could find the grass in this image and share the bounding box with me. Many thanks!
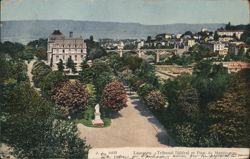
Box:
[74,106,111,128]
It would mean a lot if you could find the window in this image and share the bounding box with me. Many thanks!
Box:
[81,55,84,59]
[63,49,65,53]
[75,55,77,60]
[56,55,59,61]
[81,49,83,53]
[63,55,65,60]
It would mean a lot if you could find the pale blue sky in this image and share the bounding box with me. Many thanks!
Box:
[1,0,249,24]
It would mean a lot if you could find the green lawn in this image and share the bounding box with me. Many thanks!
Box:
[75,106,111,128]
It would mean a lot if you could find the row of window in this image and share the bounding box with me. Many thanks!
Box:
[53,49,86,53]
[54,44,85,48]
[55,55,85,61]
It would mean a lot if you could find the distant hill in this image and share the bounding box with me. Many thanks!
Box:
[0,20,225,44]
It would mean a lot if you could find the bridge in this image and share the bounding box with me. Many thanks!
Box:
[106,48,179,63]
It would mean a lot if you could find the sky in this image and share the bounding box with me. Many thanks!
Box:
[0,0,249,25]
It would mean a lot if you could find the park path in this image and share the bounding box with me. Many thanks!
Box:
[78,86,175,148]
[25,59,36,87]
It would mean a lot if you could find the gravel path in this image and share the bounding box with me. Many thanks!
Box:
[78,86,175,148]
[25,59,36,87]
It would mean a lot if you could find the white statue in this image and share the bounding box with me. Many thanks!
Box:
[92,104,104,126]
[95,104,100,114]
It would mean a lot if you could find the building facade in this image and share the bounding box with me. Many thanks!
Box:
[217,30,244,39]
[47,30,87,72]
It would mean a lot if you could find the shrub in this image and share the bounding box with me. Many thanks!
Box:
[144,90,166,110]
[175,122,198,147]
[137,83,154,101]
[100,81,127,112]
[51,80,88,114]
[177,86,200,121]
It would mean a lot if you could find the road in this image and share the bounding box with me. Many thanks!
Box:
[78,86,175,148]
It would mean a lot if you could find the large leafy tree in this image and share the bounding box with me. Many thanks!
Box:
[208,69,250,147]
[101,81,127,112]
[0,58,28,84]
[78,60,93,84]
[0,41,25,59]
[92,60,114,97]
[34,48,47,60]
[1,83,89,158]
[51,80,88,114]
[32,61,52,87]
[123,56,142,72]
[40,71,66,96]
[177,85,200,121]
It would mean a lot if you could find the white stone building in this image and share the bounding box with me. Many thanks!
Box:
[203,42,228,55]
[47,30,87,72]
[217,30,244,39]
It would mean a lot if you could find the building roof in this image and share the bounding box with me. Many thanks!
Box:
[52,30,63,35]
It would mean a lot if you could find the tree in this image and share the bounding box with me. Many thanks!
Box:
[27,38,48,49]
[1,83,89,158]
[193,60,212,77]
[100,81,127,112]
[32,61,52,87]
[80,60,90,71]
[57,59,65,72]
[177,85,200,121]
[90,35,94,42]
[34,48,47,60]
[214,31,219,41]
[123,56,142,72]
[0,41,25,59]
[40,71,66,96]
[92,60,112,77]
[208,70,250,147]
[66,56,76,73]
[137,83,154,102]
[52,80,88,115]
[225,22,231,30]
[144,90,166,110]
[79,68,94,84]
[91,60,114,96]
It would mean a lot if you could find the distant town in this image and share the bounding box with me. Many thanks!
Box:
[46,22,250,78]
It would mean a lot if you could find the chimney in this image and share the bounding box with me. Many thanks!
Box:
[69,32,73,38]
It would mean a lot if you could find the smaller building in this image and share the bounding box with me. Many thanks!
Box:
[186,39,196,48]
[219,36,234,43]
[203,42,227,55]
[214,61,250,73]
[217,30,244,39]
[176,33,182,39]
